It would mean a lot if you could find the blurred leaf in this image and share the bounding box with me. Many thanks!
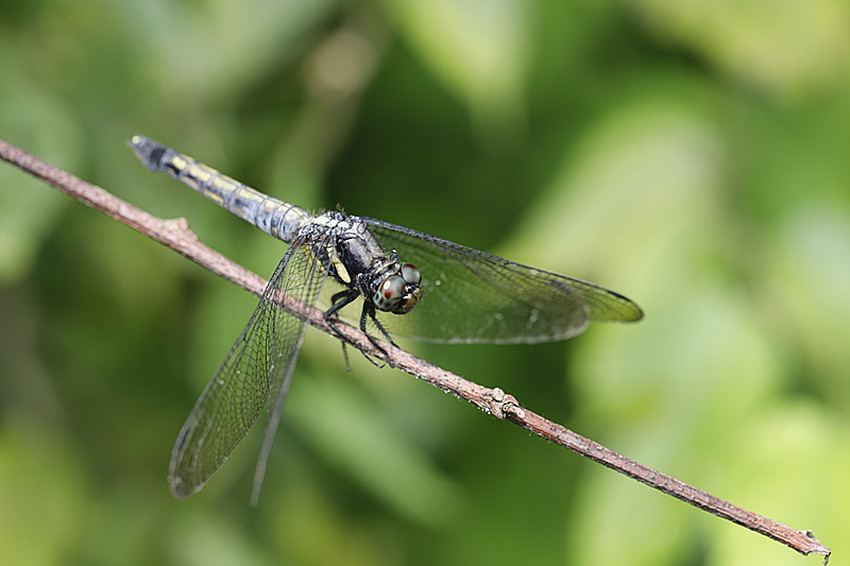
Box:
[769,206,850,405]
[383,0,530,143]
[629,0,850,98]
[0,426,90,566]
[128,0,340,104]
[505,92,725,283]
[0,50,83,283]
[287,368,466,528]
[168,515,273,566]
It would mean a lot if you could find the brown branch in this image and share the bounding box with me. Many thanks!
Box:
[0,137,831,563]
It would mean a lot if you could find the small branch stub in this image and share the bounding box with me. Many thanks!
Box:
[488,387,524,420]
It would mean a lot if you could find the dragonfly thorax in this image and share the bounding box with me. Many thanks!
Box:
[314,213,424,315]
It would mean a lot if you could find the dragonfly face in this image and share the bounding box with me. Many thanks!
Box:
[128,135,643,501]
[373,262,422,314]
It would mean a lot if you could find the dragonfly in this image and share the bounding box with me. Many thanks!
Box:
[129,135,643,502]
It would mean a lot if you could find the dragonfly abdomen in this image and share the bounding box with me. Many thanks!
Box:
[130,135,311,242]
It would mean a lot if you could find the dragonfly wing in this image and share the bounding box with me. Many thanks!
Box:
[361,218,642,344]
[168,235,330,498]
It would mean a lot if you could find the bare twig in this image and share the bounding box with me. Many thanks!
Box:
[0,137,831,563]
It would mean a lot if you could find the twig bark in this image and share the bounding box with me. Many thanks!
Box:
[0,137,831,563]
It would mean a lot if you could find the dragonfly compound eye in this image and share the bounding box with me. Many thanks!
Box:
[374,274,423,314]
[401,262,421,285]
[374,275,407,311]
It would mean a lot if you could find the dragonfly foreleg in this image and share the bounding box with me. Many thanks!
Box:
[325,289,388,368]
[358,301,397,367]
[325,289,358,340]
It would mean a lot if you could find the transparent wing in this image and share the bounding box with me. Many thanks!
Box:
[168,236,330,498]
[360,218,643,344]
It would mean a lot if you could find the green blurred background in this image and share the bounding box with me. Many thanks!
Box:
[1,0,849,564]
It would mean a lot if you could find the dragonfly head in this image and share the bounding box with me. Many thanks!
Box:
[373,262,422,314]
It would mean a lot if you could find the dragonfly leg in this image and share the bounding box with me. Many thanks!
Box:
[360,301,395,347]
[358,302,397,367]
[325,289,358,338]
[325,290,388,368]
[338,341,352,372]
